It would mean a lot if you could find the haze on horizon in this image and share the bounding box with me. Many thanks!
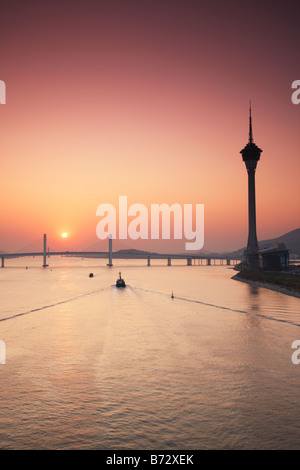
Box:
[1,0,299,253]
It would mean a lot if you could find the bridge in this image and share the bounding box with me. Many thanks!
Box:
[0,234,244,268]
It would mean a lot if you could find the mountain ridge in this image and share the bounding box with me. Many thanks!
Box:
[219,228,300,257]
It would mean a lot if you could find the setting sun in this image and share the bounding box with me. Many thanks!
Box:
[61,232,68,238]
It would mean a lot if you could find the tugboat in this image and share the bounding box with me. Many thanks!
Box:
[116,272,126,288]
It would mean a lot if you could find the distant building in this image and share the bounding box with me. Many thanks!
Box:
[258,244,289,271]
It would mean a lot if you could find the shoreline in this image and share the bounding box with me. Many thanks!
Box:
[232,272,300,299]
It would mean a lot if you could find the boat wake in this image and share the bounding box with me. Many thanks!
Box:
[2,284,299,329]
[134,287,300,328]
[0,287,110,323]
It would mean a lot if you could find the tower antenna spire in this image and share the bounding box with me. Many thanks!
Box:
[249,100,253,143]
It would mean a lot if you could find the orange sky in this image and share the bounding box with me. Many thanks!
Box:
[1,0,299,253]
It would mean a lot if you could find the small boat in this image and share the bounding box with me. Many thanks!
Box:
[116,272,126,288]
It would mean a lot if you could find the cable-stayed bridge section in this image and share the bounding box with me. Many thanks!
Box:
[0,234,244,267]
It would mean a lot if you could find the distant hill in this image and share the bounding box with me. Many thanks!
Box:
[114,249,153,255]
[228,228,300,257]
[112,231,300,258]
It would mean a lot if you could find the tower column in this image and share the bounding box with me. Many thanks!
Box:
[247,168,259,253]
[107,235,113,266]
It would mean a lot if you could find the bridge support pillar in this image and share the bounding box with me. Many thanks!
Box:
[227,259,231,266]
[207,258,211,266]
[43,234,48,267]
[147,256,151,266]
[167,257,171,266]
[187,257,192,266]
[1,257,4,268]
[107,235,113,266]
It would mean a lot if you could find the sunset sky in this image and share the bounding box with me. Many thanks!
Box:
[1,0,299,253]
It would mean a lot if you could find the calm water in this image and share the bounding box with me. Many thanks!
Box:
[0,257,300,449]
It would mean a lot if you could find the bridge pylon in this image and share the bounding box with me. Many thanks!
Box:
[43,234,48,267]
[107,235,113,267]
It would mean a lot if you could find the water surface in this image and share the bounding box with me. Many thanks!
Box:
[0,257,299,449]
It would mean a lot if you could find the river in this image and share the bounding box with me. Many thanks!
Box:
[0,257,299,449]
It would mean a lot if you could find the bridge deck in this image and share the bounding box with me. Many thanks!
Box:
[1,251,243,260]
